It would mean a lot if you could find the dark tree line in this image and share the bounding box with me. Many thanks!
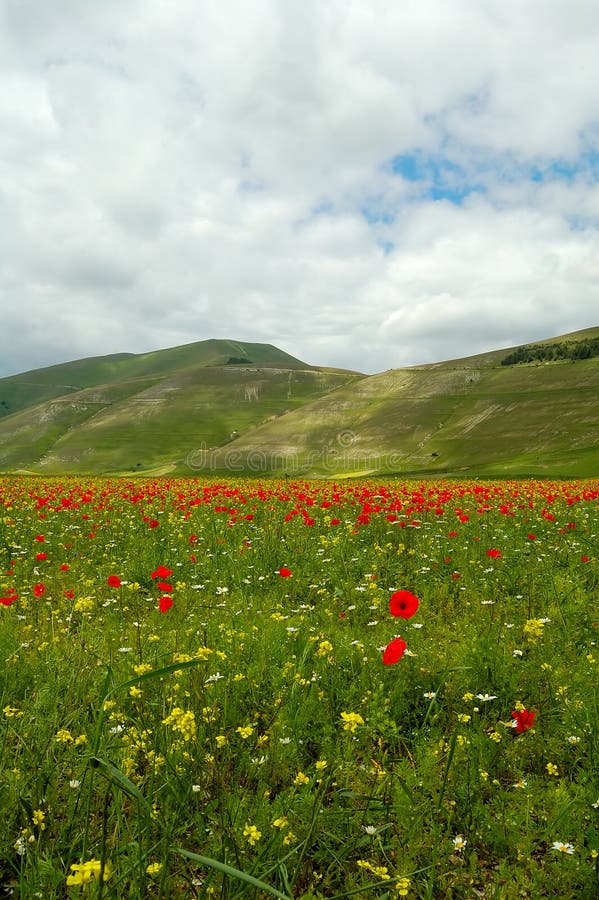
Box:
[501,338,599,366]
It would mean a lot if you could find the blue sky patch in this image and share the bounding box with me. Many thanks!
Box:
[390,152,484,205]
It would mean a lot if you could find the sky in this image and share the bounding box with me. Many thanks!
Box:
[1,0,598,377]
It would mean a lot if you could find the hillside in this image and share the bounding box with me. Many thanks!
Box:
[0,340,361,474]
[0,329,598,477]
[189,327,599,479]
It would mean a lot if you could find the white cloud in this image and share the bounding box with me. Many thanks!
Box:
[0,0,597,377]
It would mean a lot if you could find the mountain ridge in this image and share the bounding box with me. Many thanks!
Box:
[0,328,598,478]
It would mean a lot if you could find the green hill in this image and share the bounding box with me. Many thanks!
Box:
[0,340,361,474]
[185,327,599,479]
[0,329,598,477]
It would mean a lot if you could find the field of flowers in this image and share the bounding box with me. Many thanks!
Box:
[1,475,598,899]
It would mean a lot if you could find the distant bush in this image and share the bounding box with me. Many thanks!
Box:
[501,337,599,365]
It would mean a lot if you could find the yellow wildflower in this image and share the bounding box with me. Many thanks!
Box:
[340,711,364,733]
[66,859,112,885]
[162,707,197,741]
[236,725,254,739]
[32,809,46,830]
[146,862,163,876]
[317,640,333,657]
[243,823,261,846]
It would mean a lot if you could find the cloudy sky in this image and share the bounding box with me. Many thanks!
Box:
[1,0,598,377]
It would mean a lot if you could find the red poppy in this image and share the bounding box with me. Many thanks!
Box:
[36,552,47,561]
[527,534,537,540]
[389,590,419,619]
[107,575,121,588]
[511,709,536,733]
[382,636,407,665]
[0,590,18,606]
[151,565,173,580]
[278,567,292,578]
[581,555,590,563]
[34,583,45,597]
[60,564,70,571]
[35,534,45,542]
[486,548,502,559]
[147,519,159,529]
[156,581,173,593]
[159,595,173,613]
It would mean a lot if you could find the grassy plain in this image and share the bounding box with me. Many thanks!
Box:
[1,475,598,898]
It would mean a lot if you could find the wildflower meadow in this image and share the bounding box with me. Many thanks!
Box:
[1,476,598,898]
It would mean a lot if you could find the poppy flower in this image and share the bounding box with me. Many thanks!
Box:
[151,565,173,580]
[0,590,18,606]
[382,637,407,665]
[107,575,121,588]
[156,581,173,592]
[389,590,419,619]
[36,552,47,561]
[159,596,173,613]
[34,583,45,597]
[511,709,536,733]
[278,567,292,578]
[486,548,502,559]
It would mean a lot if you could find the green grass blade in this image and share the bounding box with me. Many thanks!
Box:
[89,756,151,811]
[172,847,292,900]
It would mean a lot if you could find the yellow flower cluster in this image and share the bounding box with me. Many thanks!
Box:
[340,711,364,733]
[32,809,46,830]
[243,823,261,846]
[73,597,94,613]
[162,707,197,741]
[146,861,163,876]
[317,639,333,657]
[357,859,391,879]
[66,859,112,886]
[523,618,545,642]
[236,724,254,739]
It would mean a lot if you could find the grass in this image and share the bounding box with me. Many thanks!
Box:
[1,474,598,898]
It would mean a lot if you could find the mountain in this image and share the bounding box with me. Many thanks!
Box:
[0,339,362,474]
[0,329,598,477]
